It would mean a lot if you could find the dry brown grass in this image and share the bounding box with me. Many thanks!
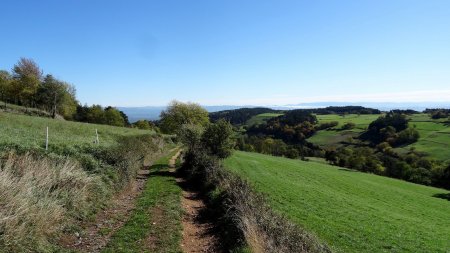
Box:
[0,153,105,252]
[215,168,331,253]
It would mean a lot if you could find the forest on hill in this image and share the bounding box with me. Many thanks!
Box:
[210,107,450,190]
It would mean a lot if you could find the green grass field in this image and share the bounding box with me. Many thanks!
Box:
[308,114,381,147]
[0,112,153,152]
[308,113,450,162]
[225,151,450,253]
[245,113,283,126]
[316,114,381,130]
[396,114,450,162]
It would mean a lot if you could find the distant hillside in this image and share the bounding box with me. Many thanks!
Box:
[209,107,282,125]
[119,103,450,123]
[118,105,248,122]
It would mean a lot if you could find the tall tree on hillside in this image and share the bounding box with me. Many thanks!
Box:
[104,106,126,127]
[37,75,65,116]
[36,75,78,119]
[0,70,12,108]
[12,58,42,107]
[58,82,78,119]
[86,105,105,124]
[159,100,209,134]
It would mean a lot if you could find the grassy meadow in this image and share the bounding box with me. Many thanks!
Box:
[397,114,450,162]
[306,113,450,162]
[225,151,450,253]
[245,112,284,126]
[0,112,153,152]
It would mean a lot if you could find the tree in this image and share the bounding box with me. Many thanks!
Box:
[0,70,12,108]
[104,107,126,127]
[119,110,130,126]
[201,119,234,158]
[86,105,105,124]
[134,120,152,130]
[12,58,42,107]
[35,75,78,119]
[159,101,209,134]
[178,123,204,151]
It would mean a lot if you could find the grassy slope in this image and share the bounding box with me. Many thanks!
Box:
[308,114,450,162]
[308,114,380,146]
[397,114,450,162]
[0,112,152,151]
[225,151,450,253]
[316,114,381,130]
[245,113,283,126]
[103,151,182,253]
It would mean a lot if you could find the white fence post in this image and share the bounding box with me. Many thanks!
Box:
[45,126,49,151]
[95,129,99,144]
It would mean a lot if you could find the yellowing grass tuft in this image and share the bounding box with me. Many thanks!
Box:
[0,153,104,252]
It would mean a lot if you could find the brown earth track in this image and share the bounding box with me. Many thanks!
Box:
[174,151,222,253]
[60,168,151,252]
[61,149,221,253]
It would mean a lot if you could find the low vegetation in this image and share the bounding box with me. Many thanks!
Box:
[103,151,183,253]
[0,153,105,252]
[225,151,450,253]
[0,112,168,252]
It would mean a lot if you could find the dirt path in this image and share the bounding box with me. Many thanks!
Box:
[60,168,153,252]
[61,149,220,253]
[60,150,179,252]
[175,152,221,253]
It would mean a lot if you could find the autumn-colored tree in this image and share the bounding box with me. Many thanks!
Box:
[12,58,42,107]
[159,100,209,134]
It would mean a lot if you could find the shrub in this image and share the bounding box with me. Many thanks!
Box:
[341,122,355,130]
[316,121,338,130]
[201,119,234,158]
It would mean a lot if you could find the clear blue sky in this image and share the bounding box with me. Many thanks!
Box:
[1,0,450,106]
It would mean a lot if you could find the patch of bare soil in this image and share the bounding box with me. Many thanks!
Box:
[60,167,152,252]
[175,152,222,253]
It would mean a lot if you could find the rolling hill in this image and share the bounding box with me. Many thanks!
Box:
[225,151,450,253]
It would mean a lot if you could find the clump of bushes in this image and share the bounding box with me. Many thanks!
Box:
[316,121,338,130]
[341,122,355,130]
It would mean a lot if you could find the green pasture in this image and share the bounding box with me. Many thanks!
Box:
[225,151,450,253]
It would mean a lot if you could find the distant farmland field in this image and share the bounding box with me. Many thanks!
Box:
[397,114,450,162]
[225,151,450,253]
[245,112,283,126]
[306,114,378,146]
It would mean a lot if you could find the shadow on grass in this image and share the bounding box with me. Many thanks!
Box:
[338,168,358,172]
[433,193,450,201]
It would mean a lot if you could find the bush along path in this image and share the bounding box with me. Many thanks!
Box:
[101,149,184,253]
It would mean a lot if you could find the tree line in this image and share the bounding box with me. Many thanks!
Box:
[232,109,449,190]
[0,58,133,127]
